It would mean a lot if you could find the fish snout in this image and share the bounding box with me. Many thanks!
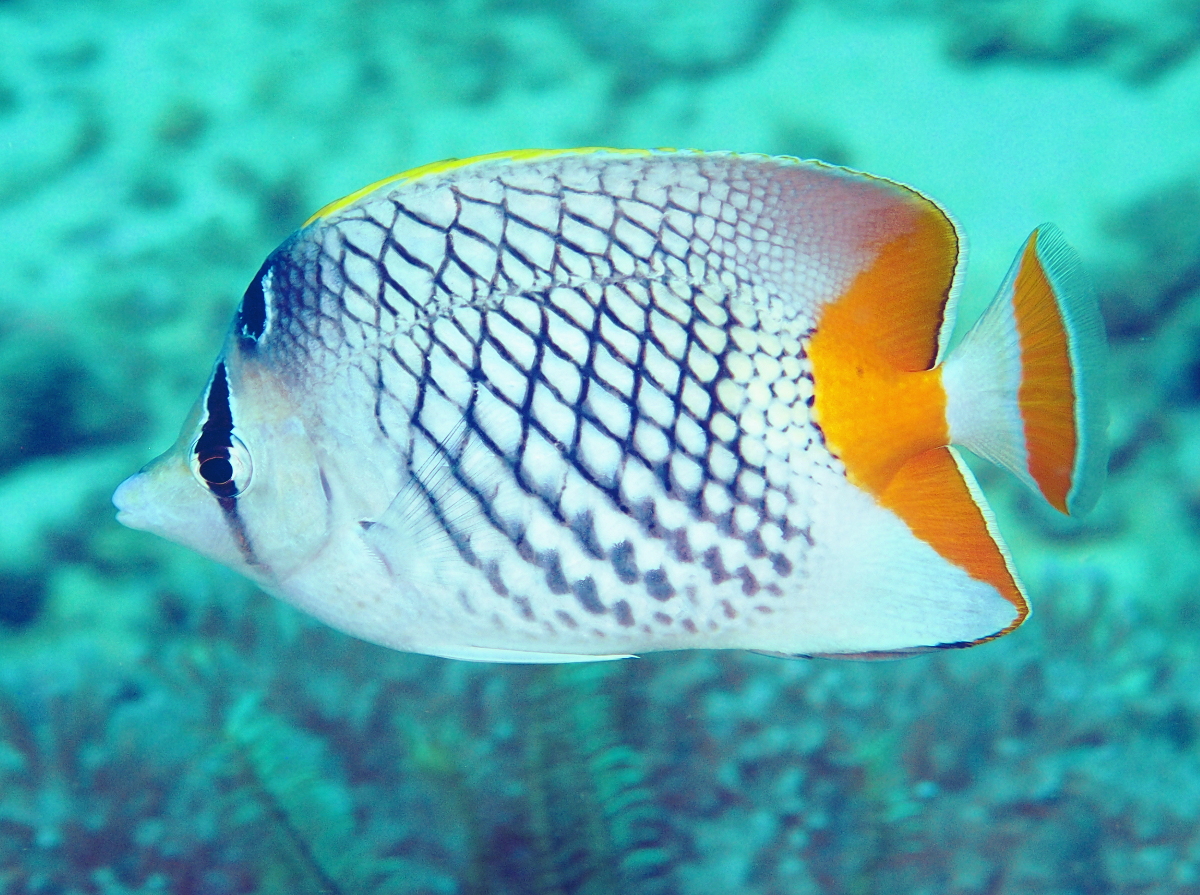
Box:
[112,472,150,529]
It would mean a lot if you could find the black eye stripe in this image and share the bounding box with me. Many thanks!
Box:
[192,363,260,568]
[201,363,233,432]
[195,363,239,499]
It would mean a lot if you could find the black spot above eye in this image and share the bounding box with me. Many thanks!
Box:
[238,257,271,345]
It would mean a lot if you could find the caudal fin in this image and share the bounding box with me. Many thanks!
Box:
[942,225,1107,515]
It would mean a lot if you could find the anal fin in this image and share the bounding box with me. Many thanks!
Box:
[881,445,1028,644]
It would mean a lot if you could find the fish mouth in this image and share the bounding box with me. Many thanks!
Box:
[112,473,149,530]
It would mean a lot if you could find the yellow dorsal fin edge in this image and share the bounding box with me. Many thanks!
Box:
[303,147,656,227]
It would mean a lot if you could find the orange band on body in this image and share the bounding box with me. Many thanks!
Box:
[809,220,954,497]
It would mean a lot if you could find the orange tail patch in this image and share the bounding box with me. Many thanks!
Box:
[1013,227,1107,515]
[1013,235,1076,512]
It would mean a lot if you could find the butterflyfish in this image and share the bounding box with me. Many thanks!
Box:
[113,150,1107,662]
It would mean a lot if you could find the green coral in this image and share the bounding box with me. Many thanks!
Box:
[516,663,673,895]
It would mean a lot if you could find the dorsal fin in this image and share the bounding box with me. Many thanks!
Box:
[827,188,960,372]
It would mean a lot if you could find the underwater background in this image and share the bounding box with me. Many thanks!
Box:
[1,0,1198,892]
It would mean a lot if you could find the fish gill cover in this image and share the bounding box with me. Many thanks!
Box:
[0,0,1198,892]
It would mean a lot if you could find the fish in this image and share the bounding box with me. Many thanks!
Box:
[112,149,1107,663]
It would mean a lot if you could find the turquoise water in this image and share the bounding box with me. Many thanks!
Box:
[1,0,1197,891]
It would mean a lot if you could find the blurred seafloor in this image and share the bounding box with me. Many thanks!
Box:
[2,0,1199,892]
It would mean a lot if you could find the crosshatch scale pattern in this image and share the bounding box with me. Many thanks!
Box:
[256,153,898,649]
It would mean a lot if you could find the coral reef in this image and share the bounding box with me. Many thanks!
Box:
[841,0,1200,82]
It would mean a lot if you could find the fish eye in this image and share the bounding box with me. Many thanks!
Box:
[191,434,253,498]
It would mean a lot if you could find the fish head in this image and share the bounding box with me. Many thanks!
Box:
[113,340,332,588]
